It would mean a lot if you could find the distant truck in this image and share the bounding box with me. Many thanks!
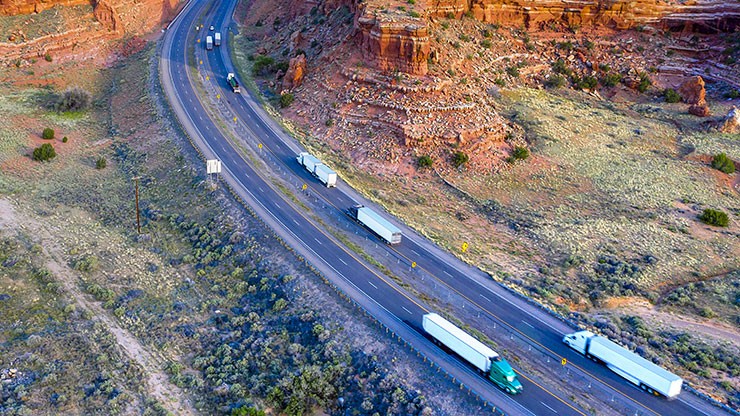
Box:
[214,32,221,46]
[296,152,337,188]
[205,35,213,50]
[347,204,402,245]
[423,313,523,394]
[227,73,240,93]
[563,331,683,398]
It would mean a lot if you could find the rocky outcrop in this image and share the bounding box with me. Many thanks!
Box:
[356,13,430,75]
[282,53,306,91]
[718,106,739,134]
[94,0,121,32]
[0,0,88,16]
[679,76,710,117]
[427,0,740,32]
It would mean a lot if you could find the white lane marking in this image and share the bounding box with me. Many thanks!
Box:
[479,294,490,302]
[367,281,378,289]
[443,270,452,277]
[522,321,534,329]
[293,219,300,226]
[313,238,322,245]
[338,258,348,266]
[410,249,420,256]
[402,306,413,315]
[274,203,280,209]
[541,402,557,413]
[258,187,264,192]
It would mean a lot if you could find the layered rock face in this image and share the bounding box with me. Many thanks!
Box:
[0,0,89,15]
[356,13,430,75]
[428,0,740,32]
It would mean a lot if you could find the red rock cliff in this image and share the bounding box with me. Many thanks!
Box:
[357,15,430,75]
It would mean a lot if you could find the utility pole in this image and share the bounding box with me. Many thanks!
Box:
[132,176,142,234]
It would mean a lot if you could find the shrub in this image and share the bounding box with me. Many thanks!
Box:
[637,72,651,93]
[96,157,107,170]
[408,10,420,18]
[441,22,449,29]
[32,143,56,161]
[252,55,275,76]
[494,78,505,87]
[545,74,567,88]
[551,59,572,77]
[600,73,622,87]
[42,127,55,140]
[664,88,681,103]
[712,153,735,174]
[62,136,68,143]
[279,93,294,108]
[506,66,520,78]
[575,75,598,90]
[417,155,433,168]
[509,146,529,162]
[725,89,740,99]
[699,208,729,227]
[480,39,492,49]
[55,86,91,112]
[452,151,469,167]
[44,53,52,62]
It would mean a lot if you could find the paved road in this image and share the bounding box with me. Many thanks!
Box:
[160,1,728,415]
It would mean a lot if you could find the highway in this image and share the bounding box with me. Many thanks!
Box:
[159,0,726,415]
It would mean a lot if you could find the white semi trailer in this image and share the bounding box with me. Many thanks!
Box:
[205,35,213,50]
[214,32,221,46]
[563,331,683,398]
[423,313,522,394]
[296,152,337,187]
[348,205,402,244]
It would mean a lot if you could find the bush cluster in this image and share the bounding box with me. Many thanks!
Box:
[452,151,469,167]
[699,208,729,227]
[42,127,55,140]
[664,88,681,103]
[279,93,295,108]
[712,153,735,174]
[417,155,433,168]
[508,146,529,162]
[55,86,92,112]
[32,143,56,161]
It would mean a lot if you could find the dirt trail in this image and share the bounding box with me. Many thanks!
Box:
[0,198,198,416]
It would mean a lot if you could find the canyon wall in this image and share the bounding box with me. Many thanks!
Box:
[356,13,430,75]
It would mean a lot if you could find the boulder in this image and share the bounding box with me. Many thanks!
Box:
[281,53,306,91]
[677,76,706,105]
[689,103,710,117]
[718,106,739,134]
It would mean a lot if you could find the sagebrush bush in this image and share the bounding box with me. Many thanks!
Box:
[509,146,530,162]
[55,86,92,112]
[712,153,735,174]
[32,143,56,161]
[417,155,433,168]
[42,127,55,140]
[452,151,469,167]
[699,208,729,227]
[664,88,681,103]
[279,93,294,108]
[96,157,107,170]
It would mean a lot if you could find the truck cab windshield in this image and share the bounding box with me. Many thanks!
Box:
[492,356,502,362]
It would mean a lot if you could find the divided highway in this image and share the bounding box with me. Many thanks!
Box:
[160,1,725,415]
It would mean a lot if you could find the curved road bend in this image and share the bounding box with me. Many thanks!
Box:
[162,1,724,415]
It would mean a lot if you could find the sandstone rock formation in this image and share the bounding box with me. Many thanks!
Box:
[282,53,307,91]
[0,0,88,16]
[719,106,739,134]
[678,76,710,117]
[356,12,430,75]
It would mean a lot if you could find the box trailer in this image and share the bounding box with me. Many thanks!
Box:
[214,32,221,46]
[205,35,213,50]
[348,205,402,245]
[296,152,337,188]
[313,164,337,188]
[563,331,683,398]
[423,313,522,394]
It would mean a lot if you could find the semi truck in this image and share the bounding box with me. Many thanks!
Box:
[214,32,221,46]
[227,73,241,93]
[423,313,523,394]
[563,331,683,398]
[347,204,402,245]
[296,152,337,187]
[205,35,213,50]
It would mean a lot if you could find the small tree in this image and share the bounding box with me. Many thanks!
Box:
[96,157,107,170]
[509,146,530,162]
[42,127,55,140]
[711,153,735,174]
[417,155,433,168]
[32,143,56,162]
[452,151,469,168]
[637,72,651,93]
[279,93,294,108]
[664,88,681,103]
[699,208,729,227]
[55,86,91,112]
[545,74,566,89]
